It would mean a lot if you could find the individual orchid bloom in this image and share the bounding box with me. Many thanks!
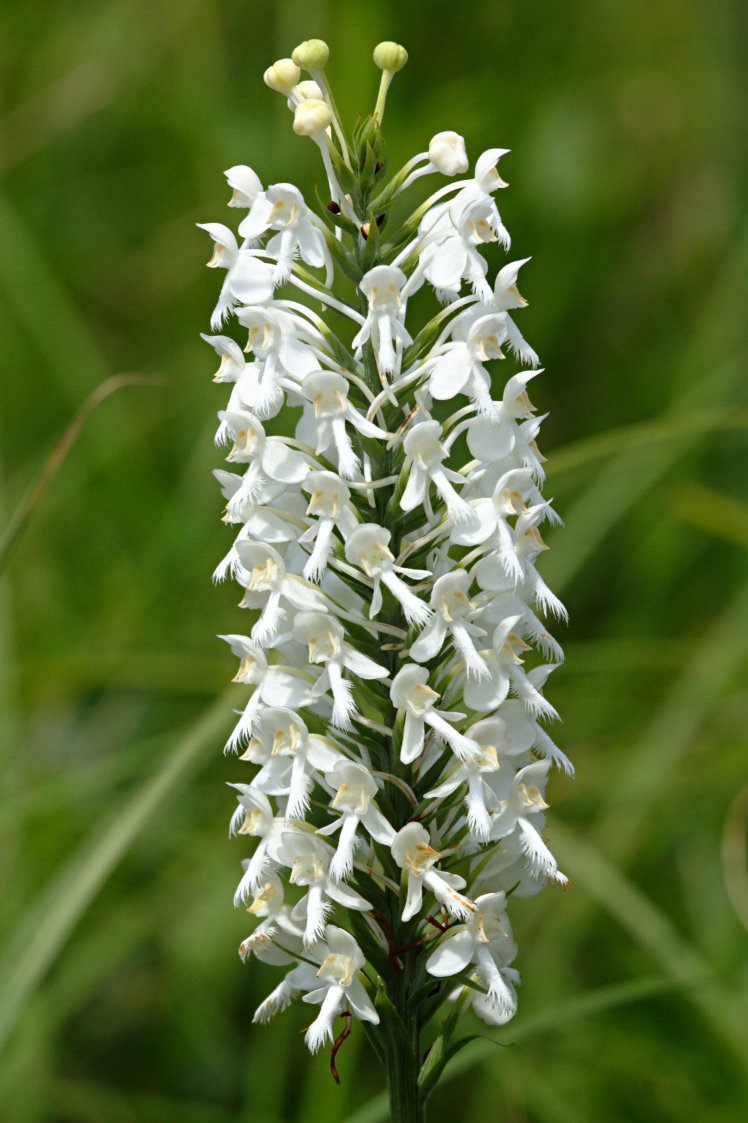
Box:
[462,615,559,719]
[275,833,373,945]
[213,470,305,543]
[352,265,412,374]
[198,222,266,329]
[220,408,309,502]
[425,892,517,1013]
[235,541,329,644]
[238,183,330,281]
[401,420,473,524]
[243,706,342,818]
[344,524,432,626]
[224,164,263,211]
[391,822,474,921]
[293,611,388,729]
[478,499,567,620]
[412,195,495,302]
[317,760,396,879]
[236,305,321,417]
[409,569,489,679]
[252,961,321,1025]
[390,664,481,764]
[228,786,291,900]
[449,148,511,248]
[471,553,564,664]
[464,369,543,477]
[295,371,390,479]
[238,873,306,962]
[201,333,261,444]
[426,312,507,413]
[299,471,358,582]
[302,926,380,1052]
[489,759,568,884]
[220,635,311,751]
[424,740,503,840]
[479,258,539,366]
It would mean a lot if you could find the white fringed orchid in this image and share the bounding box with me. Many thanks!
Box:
[202,37,570,1119]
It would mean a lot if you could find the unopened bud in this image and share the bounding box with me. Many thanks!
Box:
[428,131,469,176]
[294,79,324,101]
[292,39,330,70]
[263,58,301,94]
[293,99,333,137]
[373,41,408,73]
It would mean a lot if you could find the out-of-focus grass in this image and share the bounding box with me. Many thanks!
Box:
[1,1,747,1121]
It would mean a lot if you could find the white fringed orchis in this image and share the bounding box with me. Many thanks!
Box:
[344,524,432,626]
[391,822,474,921]
[299,471,358,582]
[318,760,396,879]
[353,265,412,374]
[425,893,518,1015]
[427,312,507,413]
[238,183,329,281]
[219,635,310,750]
[297,371,390,479]
[236,541,328,644]
[390,664,480,764]
[489,760,568,884]
[243,706,341,818]
[294,611,388,728]
[206,39,571,1092]
[401,420,473,524]
[409,570,489,679]
[302,927,380,1052]
[275,832,373,945]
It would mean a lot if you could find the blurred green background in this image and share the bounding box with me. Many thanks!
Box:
[1,0,747,1120]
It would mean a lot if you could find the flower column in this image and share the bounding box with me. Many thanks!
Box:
[201,38,570,1123]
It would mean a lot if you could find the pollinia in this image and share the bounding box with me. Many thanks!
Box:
[200,37,571,1122]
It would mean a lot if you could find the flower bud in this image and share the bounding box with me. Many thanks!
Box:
[373,41,408,73]
[293,99,333,137]
[263,58,301,94]
[428,131,469,176]
[292,39,330,70]
[294,79,324,101]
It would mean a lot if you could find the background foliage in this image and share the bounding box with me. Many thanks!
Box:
[1,0,747,1119]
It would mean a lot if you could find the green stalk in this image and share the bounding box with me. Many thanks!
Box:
[352,145,430,1123]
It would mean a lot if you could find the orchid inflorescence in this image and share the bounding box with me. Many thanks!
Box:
[201,37,570,1119]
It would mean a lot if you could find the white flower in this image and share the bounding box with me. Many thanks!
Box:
[353,265,412,374]
[238,183,329,281]
[299,471,358,582]
[302,927,379,1051]
[224,164,263,209]
[401,420,473,524]
[427,312,507,413]
[409,570,489,679]
[391,822,474,921]
[317,760,396,878]
[243,706,341,818]
[235,541,328,644]
[426,892,517,1014]
[294,611,388,728]
[296,371,390,479]
[275,833,373,945]
[390,664,480,764]
[489,760,568,883]
[344,524,432,626]
[219,635,310,750]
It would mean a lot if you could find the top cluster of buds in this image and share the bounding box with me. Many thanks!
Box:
[200,37,570,1083]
